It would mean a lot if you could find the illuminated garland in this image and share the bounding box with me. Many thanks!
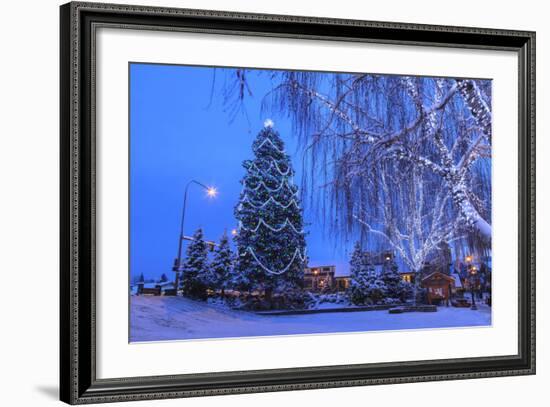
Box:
[249,160,291,176]
[241,194,299,209]
[253,136,285,154]
[246,247,306,275]
[239,218,304,234]
[247,177,296,193]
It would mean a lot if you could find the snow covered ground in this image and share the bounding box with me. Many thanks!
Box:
[130,296,491,342]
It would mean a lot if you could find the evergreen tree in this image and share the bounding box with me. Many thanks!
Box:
[349,243,387,305]
[381,257,411,302]
[181,228,209,300]
[208,231,234,296]
[234,120,307,301]
[349,243,373,304]
[135,273,146,295]
[364,271,388,304]
[159,273,169,283]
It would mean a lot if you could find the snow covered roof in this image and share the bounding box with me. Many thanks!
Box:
[141,282,175,289]
[421,272,456,285]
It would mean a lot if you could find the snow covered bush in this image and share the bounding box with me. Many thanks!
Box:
[363,275,388,305]
[310,293,351,309]
[235,289,308,311]
[319,293,349,304]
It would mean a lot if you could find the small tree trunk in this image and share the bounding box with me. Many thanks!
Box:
[264,287,273,308]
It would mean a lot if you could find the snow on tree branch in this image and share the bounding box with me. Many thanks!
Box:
[456,79,492,141]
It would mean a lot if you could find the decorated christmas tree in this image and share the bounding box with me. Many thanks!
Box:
[181,228,209,300]
[234,120,307,303]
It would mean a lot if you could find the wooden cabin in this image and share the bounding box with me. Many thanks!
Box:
[421,271,456,306]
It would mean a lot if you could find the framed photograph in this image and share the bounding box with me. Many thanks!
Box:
[60,1,535,404]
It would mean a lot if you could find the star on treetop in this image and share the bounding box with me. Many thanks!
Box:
[263,119,275,128]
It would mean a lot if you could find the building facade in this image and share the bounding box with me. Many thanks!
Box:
[304,265,337,292]
[304,252,398,293]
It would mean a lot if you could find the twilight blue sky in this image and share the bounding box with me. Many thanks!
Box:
[130,63,354,281]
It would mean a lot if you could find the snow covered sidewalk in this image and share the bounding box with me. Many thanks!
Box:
[130,296,491,342]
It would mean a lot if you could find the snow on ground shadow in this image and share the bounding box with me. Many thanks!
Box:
[130,296,491,342]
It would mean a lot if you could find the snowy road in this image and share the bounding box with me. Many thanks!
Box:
[130,296,491,342]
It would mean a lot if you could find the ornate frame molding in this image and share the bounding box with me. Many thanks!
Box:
[60,2,535,404]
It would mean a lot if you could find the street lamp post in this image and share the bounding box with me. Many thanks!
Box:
[469,266,478,310]
[465,255,477,310]
[173,180,217,292]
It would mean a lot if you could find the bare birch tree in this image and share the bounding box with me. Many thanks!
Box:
[266,72,492,242]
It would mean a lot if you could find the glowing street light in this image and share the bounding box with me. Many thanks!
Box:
[206,186,218,198]
[231,229,238,236]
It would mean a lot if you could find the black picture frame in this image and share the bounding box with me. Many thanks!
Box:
[60,2,536,404]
